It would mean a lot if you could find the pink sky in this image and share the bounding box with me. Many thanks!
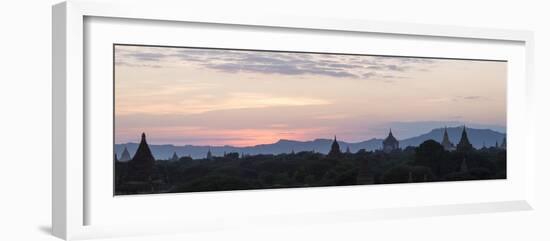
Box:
[114,45,506,146]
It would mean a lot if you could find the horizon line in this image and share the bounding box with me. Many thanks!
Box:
[115,126,506,148]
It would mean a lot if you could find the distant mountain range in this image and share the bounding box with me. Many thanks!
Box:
[115,126,505,160]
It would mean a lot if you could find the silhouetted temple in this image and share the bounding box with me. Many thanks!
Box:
[500,137,506,149]
[456,126,473,152]
[441,127,456,151]
[119,146,131,162]
[115,133,174,194]
[328,136,342,157]
[382,129,399,153]
[171,152,179,161]
[128,133,155,181]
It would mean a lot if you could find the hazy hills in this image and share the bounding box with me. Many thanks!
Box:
[115,126,505,160]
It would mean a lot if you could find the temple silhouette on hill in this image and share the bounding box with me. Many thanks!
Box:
[456,126,473,152]
[128,133,156,182]
[119,146,132,162]
[382,129,399,153]
[115,132,176,194]
[171,152,179,161]
[441,126,456,151]
[328,136,342,157]
[379,125,483,153]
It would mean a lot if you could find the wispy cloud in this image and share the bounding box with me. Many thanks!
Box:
[115,45,435,80]
[116,92,330,115]
[453,95,490,102]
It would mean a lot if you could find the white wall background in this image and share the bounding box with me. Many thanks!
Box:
[0,0,548,240]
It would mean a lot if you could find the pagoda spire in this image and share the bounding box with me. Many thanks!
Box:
[171,151,179,161]
[120,146,132,161]
[383,128,399,153]
[132,133,155,162]
[456,125,473,152]
[128,132,156,181]
[441,126,455,151]
[328,135,342,157]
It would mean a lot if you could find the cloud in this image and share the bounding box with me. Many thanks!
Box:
[366,64,409,72]
[362,72,377,79]
[128,52,167,61]
[207,62,359,78]
[115,45,435,80]
[117,92,331,115]
[453,95,490,101]
[115,61,162,68]
[463,96,485,100]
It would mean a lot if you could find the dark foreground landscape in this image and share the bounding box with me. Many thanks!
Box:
[114,126,506,195]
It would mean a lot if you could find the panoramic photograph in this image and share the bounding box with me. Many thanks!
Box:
[113,44,507,195]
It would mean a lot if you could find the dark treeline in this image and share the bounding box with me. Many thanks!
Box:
[114,138,506,195]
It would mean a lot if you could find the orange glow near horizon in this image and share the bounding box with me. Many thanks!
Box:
[117,126,329,147]
[114,45,507,146]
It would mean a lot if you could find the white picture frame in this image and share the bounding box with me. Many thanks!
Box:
[52,0,535,240]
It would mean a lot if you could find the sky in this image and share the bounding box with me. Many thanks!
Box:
[114,45,506,147]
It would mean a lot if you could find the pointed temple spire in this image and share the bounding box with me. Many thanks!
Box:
[328,135,342,157]
[120,146,132,162]
[440,126,455,151]
[345,146,351,154]
[383,129,399,153]
[128,132,156,181]
[500,137,506,149]
[171,151,179,161]
[132,133,155,162]
[456,125,473,152]
[206,148,213,160]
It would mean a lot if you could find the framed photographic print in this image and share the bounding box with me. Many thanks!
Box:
[113,44,507,195]
[53,0,535,240]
